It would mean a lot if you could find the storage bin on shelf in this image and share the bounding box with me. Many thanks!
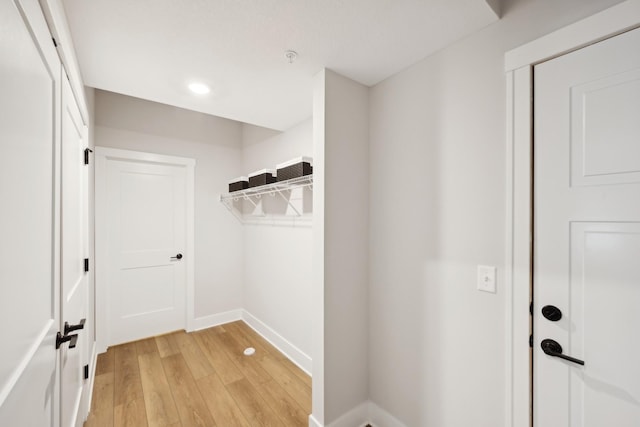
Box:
[276,157,313,182]
[228,176,249,192]
[248,169,277,187]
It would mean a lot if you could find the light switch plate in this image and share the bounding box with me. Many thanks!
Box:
[477,265,496,293]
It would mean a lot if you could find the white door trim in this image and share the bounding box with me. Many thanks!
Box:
[95,147,196,353]
[504,1,640,426]
[38,0,90,125]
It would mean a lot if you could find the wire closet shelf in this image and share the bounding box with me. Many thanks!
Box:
[219,174,313,225]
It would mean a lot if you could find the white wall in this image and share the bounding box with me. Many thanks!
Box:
[367,0,625,426]
[313,69,370,425]
[240,120,314,366]
[242,120,312,170]
[94,90,244,319]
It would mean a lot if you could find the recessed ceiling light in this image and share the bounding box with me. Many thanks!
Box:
[188,82,210,95]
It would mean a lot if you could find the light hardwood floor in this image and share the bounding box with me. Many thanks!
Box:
[84,321,311,427]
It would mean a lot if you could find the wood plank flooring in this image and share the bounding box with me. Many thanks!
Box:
[85,321,311,427]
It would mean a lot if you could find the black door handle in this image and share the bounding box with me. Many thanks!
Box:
[64,318,86,335]
[170,253,183,260]
[541,339,585,365]
[56,332,78,349]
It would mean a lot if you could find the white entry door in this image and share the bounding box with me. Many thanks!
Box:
[0,0,61,425]
[97,149,193,347]
[534,28,640,426]
[60,76,89,427]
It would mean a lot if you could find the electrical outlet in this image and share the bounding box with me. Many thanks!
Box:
[477,265,496,293]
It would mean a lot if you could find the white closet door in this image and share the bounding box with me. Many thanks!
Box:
[534,27,640,426]
[0,0,61,425]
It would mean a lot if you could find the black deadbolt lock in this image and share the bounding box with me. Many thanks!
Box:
[541,305,562,321]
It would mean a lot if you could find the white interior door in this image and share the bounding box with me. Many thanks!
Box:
[0,0,61,425]
[60,75,89,427]
[534,27,640,426]
[99,150,189,346]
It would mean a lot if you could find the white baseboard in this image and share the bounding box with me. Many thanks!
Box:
[368,401,406,427]
[241,310,312,375]
[326,402,370,427]
[191,309,242,331]
[310,401,406,427]
[97,309,242,351]
[309,414,323,427]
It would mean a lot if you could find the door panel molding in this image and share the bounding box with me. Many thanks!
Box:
[0,319,55,406]
[504,1,640,426]
[95,147,195,353]
[571,69,640,186]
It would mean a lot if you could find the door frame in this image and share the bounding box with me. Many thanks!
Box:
[504,1,640,426]
[94,147,196,353]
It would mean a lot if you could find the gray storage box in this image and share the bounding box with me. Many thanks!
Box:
[248,169,277,187]
[276,157,313,182]
[228,176,249,192]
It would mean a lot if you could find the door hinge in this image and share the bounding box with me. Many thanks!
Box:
[529,334,533,348]
[52,37,58,47]
[84,148,93,165]
[84,258,89,273]
[84,364,89,380]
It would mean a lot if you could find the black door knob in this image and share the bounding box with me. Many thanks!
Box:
[170,253,183,260]
[540,339,584,365]
[541,305,562,321]
[56,332,78,349]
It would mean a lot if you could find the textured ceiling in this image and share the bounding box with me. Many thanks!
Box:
[62,0,499,130]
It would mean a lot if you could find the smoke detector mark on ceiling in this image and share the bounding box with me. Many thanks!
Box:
[284,50,298,64]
